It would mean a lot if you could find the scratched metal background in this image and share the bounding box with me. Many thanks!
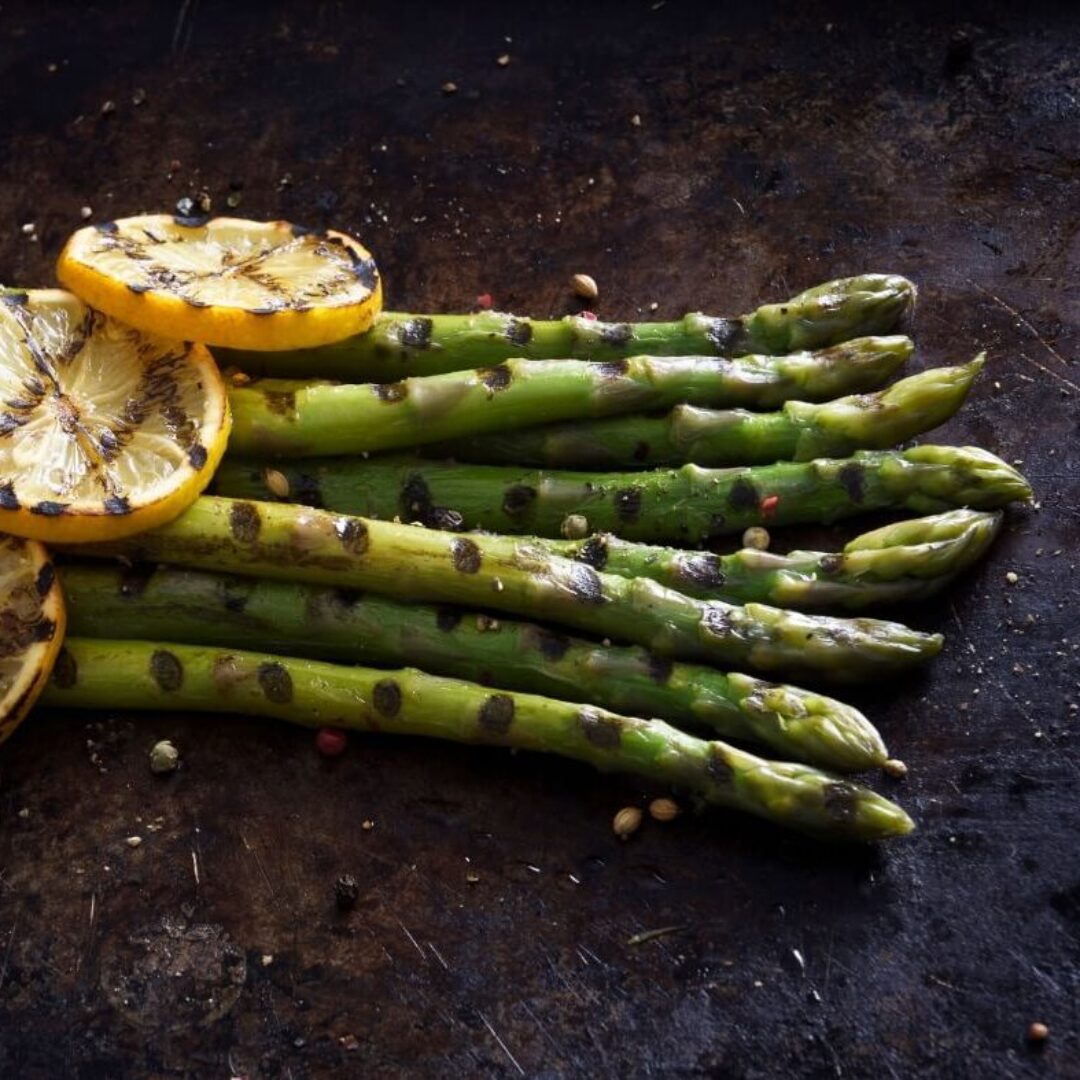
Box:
[0,2,1078,1077]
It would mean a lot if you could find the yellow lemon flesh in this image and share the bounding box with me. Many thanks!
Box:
[0,289,230,542]
[56,215,383,350]
[0,533,65,745]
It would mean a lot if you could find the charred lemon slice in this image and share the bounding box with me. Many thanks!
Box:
[0,534,65,745]
[0,289,230,542]
[56,215,383,351]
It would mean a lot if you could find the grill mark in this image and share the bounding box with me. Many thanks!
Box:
[677,554,726,589]
[596,358,630,378]
[599,323,633,347]
[188,444,208,469]
[228,501,262,543]
[528,626,572,661]
[436,608,463,632]
[352,257,379,292]
[35,562,55,597]
[399,317,433,349]
[566,563,603,604]
[505,318,532,347]
[613,487,643,522]
[32,615,56,643]
[705,317,741,353]
[502,485,536,519]
[149,649,183,691]
[480,364,512,392]
[647,654,674,683]
[706,746,733,783]
[633,440,651,462]
[429,507,465,531]
[576,535,608,571]
[119,564,154,598]
[258,661,294,703]
[30,501,67,517]
[727,478,759,512]
[838,462,866,503]
[375,381,408,403]
[578,707,622,748]
[401,474,434,523]
[478,693,515,735]
[819,553,845,575]
[262,390,297,417]
[52,647,77,688]
[451,538,482,573]
[103,495,131,516]
[222,578,254,612]
[0,482,19,509]
[335,518,369,555]
[373,678,402,717]
[824,781,857,822]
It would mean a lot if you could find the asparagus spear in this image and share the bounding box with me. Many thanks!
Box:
[532,509,1003,608]
[421,358,983,469]
[215,446,1031,545]
[40,638,914,840]
[215,273,917,382]
[65,496,944,683]
[226,337,913,458]
[59,562,887,771]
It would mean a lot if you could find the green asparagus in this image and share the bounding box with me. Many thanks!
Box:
[40,638,914,840]
[226,337,913,458]
[421,358,983,469]
[65,496,944,683]
[59,562,887,770]
[523,509,1003,609]
[215,446,1031,545]
[215,273,917,382]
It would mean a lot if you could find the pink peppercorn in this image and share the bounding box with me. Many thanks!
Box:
[316,728,348,757]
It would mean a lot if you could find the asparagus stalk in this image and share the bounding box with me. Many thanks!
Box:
[533,509,1004,608]
[215,273,917,382]
[65,496,944,683]
[215,446,1031,545]
[226,337,913,458]
[59,562,887,771]
[421,358,983,469]
[40,638,914,840]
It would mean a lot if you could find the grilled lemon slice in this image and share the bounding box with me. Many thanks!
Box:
[56,215,383,351]
[0,289,230,542]
[0,534,65,745]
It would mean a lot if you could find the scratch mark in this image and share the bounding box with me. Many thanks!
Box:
[627,924,685,946]
[171,0,196,56]
[478,1011,525,1075]
[969,281,1071,369]
[731,197,747,216]
[949,602,1035,724]
[0,911,20,992]
[427,942,449,970]
[89,892,96,927]
[398,920,427,962]
[191,849,201,886]
[240,832,277,900]
[1016,351,1080,394]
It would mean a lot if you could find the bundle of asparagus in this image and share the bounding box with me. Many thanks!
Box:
[9,255,1031,844]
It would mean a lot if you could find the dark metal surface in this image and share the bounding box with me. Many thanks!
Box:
[0,2,1078,1076]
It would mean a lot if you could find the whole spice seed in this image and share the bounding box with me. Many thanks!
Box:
[1027,1021,1049,1044]
[441,81,458,95]
[883,758,909,778]
[613,805,643,839]
[149,739,179,775]
[475,292,493,310]
[315,728,348,756]
[572,273,599,301]
[742,526,771,551]
[496,53,511,66]
[560,513,590,540]
[263,467,291,499]
[648,797,680,822]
